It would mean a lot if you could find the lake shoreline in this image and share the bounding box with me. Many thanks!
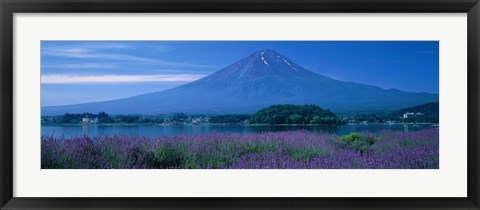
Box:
[41,123,438,139]
[42,122,439,126]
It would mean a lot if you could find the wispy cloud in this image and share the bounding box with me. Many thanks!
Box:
[44,42,137,50]
[42,45,211,68]
[42,46,156,61]
[41,74,206,84]
[42,63,117,69]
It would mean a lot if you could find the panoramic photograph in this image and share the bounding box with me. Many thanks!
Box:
[41,41,439,169]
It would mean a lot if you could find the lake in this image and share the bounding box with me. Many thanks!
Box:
[41,123,437,138]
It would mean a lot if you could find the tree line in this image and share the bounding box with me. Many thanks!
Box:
[41,104,346,125]
[249,104,344,125]
[42,112,166,124]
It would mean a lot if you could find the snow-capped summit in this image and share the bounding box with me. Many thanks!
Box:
[193,49,320,84]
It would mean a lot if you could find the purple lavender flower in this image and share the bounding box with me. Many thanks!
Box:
[41,129,439,169]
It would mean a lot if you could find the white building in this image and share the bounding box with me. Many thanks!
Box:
[82,117,99,124]
[403,112,425,119]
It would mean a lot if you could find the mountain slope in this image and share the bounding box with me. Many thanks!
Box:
[396,102,439,119]
[42,49,439,115]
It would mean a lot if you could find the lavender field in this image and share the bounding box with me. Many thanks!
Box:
[41,128,439,169]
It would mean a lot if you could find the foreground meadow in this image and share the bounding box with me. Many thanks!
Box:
[41,129,439,169]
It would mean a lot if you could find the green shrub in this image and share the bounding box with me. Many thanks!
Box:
[144,144,187,169]
[337,133,377,154]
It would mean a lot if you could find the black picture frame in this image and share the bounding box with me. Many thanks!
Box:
[1,0,479,209]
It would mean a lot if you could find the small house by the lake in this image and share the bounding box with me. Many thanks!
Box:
[403,112,425,119]
[82,117,99,124]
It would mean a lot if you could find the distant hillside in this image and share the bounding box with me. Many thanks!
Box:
[397,102,439,116]
[396,102,439,122]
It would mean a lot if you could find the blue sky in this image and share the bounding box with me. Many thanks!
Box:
[41,41,439,107]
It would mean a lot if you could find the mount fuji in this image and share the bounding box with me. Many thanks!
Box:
[42,49,438,115]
